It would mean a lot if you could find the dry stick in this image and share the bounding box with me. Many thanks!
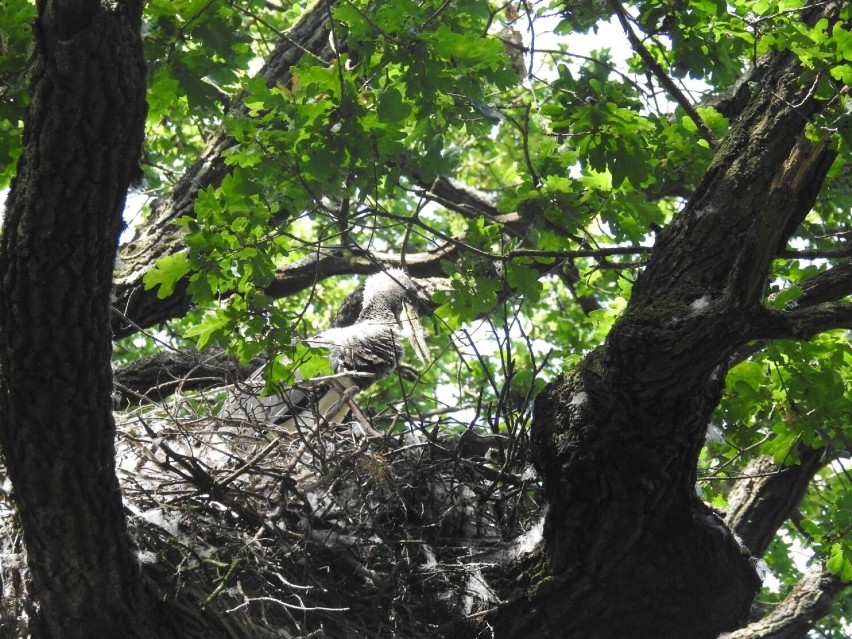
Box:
[608,0,718,148]
[282,380,362,476]
[137,416,286,535]
[218,436,285,489]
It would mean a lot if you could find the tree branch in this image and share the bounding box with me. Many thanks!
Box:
[631,0,843,313]
[423,176,500,220]
[718,563,846,639]
[702,57,768,124]
[113,349,259,407]
[794,259,852,307]
[750,302,852,341]
[726,136,837,309]
[112,0,336,337]
[725,445,826,558]
[257,231,647,301]
[779,246,852,260]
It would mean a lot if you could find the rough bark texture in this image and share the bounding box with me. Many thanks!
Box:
[721,446,850,639]
[719,563,845,639]
[726,446,826,558]
[0,1,160,637]
[484,2,845,638]
[112,349,259,407]
[795,258,852,307]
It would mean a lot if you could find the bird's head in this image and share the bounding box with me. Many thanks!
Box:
[361,269,420,314]
[360,269,429,362]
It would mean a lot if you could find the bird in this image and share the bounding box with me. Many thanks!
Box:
[219,269,428,433]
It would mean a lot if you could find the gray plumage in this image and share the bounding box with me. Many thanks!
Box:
[313,268,422,385]
[220,269,426,428]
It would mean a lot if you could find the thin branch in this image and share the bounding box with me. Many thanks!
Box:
[779,246,852,260]
[534,48,648,96]
[503,246,649,261]
[747,0,836,26]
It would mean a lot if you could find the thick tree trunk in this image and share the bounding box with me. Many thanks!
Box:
[486,2,844,637]
[0,2,160,637]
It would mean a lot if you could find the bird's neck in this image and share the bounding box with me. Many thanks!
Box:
[358,302,397,324]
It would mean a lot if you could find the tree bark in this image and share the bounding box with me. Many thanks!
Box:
[726,446,826,558]
[485,2,844,637]
[112,349,259,407]
[0,1,162,636]
[718,563,845,639]
[721,447,851,638]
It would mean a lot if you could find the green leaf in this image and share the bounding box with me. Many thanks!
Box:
[377,87,411,121]
[826,543,844,575]
[426,26,504,63]
[763,429,800,464]
[184,310,230,350]
[799,519,824,541]
[578,170,613,191]
[506,261,543,302]
[143,253,191,299]
[293,342,333,380]
[726,360,766,392]
[295,64,341,99]
[769,284,802,309]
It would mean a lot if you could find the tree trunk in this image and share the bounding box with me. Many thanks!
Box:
[0,1,157,636]
[486,2,844,637]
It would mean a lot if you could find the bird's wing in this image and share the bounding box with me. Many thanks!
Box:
[220,366,358,430]
[220,268,427,428]
[219,366,308,424]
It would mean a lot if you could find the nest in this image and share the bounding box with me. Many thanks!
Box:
[1,379,542,638]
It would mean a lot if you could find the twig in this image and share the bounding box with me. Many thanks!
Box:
[225,596,349,613]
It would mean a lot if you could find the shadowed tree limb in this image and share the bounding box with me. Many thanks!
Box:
[112,349,260,407]
[750,303,852,340]
[722,446,849,639]
[795,259,852,307]
[725,446,826,559]
[718,563,846,639]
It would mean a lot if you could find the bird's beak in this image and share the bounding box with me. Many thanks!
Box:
[400,300,430,363]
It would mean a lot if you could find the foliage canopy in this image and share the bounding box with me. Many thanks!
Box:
[1,0,850,635]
